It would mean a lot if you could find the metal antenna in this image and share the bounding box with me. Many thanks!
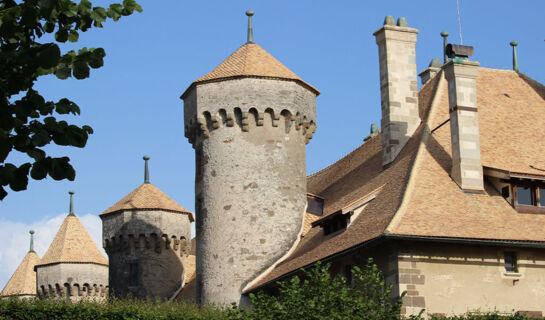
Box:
[143,155,150,184]
[456,0,463,44]
[68,190,75,216]
[246,10,254,43]
[29,230,35,252]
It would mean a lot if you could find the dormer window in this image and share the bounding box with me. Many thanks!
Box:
[312,210,352,236]
[502,180,545,214]
[307,193,324,216]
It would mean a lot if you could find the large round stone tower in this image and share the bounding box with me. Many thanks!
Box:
[100,156,193,300]
[181,11,319,305]
[35,191,109,301]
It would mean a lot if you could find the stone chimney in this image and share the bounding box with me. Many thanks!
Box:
[374,16,421,166]
[419,59,441,85]
[443,44,484,192]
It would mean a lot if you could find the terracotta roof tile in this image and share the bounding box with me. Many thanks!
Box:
[390,69,545,240]
[246,69,486,291]
[175,254,196,302]
[0,251,40,297]
[183,43,319,96]
[36,215,108,267]
[101,184,194,222]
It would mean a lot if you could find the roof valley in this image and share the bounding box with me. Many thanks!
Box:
[385,71,446,233]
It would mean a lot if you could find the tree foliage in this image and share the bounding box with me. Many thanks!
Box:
[0,0,142,199]
[227,259,405,320]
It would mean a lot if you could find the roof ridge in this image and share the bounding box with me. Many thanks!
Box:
[307,134,379,179]
[385,70,446,233]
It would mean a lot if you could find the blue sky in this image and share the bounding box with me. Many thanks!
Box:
[0,0,544,289]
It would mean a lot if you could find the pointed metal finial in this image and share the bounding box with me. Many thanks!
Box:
[29,230,35,252]
[510,41,518,72]
[441,31,449,64]
[68,190,75,216]
[246,10,254,43]
[143,155,150,184]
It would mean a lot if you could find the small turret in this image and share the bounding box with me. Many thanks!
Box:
[35,192,109,301]
[0,230,41,299]
[100,156,193,300]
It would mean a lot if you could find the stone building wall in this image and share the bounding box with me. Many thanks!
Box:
[102,210,191,299]
[184,78,317,305]
[36,263,108,301]
[395,241,545,317]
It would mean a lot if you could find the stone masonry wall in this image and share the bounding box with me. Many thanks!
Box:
[36,263,108,302]
[444,60,484,192]
[396,242,545,317]
[374,23,421,166]
[184,78,317,305]
[102,210,191,299]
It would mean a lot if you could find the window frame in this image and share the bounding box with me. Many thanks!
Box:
[509,181,545,214]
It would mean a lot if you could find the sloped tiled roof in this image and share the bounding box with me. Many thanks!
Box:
[389,69,545,240]
[0,251,40,297]
[101,184,194,222]
[248,68,545,291]
[175,254,196,302]
[36,215,108,267]
[182,43,319,97]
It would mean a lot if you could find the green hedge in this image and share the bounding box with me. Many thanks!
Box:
[0,261,541,319]
[0,298,225,320]
[0,297,540,320]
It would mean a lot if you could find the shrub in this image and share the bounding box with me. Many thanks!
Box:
[227,259,403,320]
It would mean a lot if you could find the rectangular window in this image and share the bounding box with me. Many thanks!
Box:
[540,188,545,207]
[129,263,138,286]
[504,252,517,273]
[517,186,533,205]
[307,196,324,216]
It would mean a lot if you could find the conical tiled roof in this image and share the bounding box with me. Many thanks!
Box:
[101,183,194,221]
[36,215,108,267]
[0,251,40,297]
[182,43,319,96]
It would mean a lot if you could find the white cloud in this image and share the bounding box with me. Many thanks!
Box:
[0,213,104,292]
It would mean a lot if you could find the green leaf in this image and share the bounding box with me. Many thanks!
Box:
[44,22,56,33]
[27,148,46,161]
[55,63,71,79]
[30,160,48,180]
[40,0,58,9]
[88,48,105,68]
[68,30,79,42]
[78,0,92,15]
[49,157,75,181]
[55,28,68,42]
[9,163,31,191]
[72,60,90,79]
[107,4,123,21]
[37,44,61,69]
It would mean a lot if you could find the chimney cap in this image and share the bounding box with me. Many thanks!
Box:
[383,16,395,26]
[396,17,408,27]
[445,44,474,59]
[510,41,518,47]
[370,123,379,134]
[440,31,449,37]
[429,58,442,68]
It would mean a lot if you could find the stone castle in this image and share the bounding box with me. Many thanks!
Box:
[2,11,545,318]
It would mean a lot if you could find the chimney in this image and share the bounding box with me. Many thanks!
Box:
[419,59,442,85]
[374,16,421,166]
[443,44,484,192]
